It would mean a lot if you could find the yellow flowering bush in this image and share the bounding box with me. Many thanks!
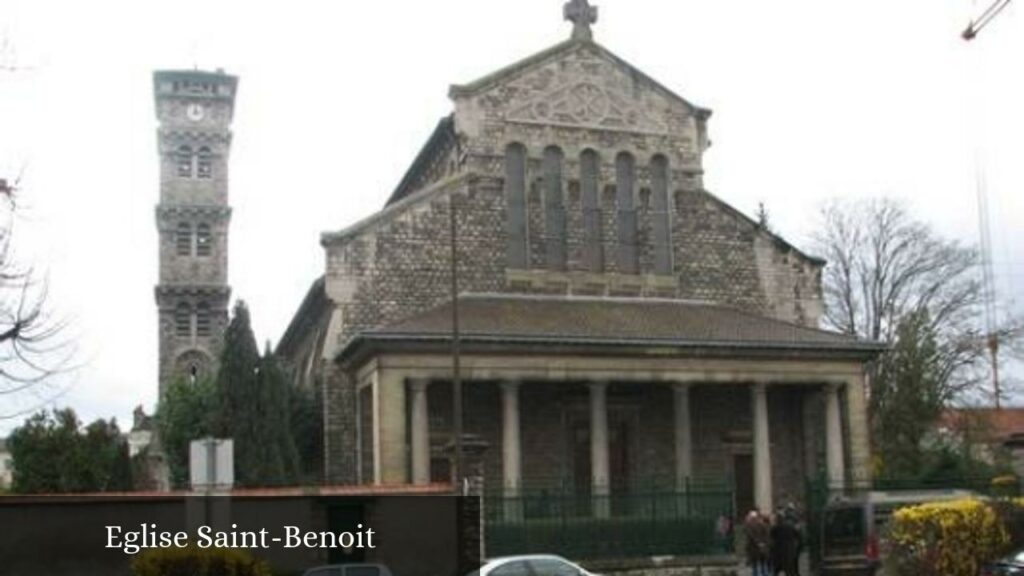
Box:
[132,545,272,576]
[886,499,1009,576]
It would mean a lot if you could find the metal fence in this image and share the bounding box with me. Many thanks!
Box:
[484,484,735,560]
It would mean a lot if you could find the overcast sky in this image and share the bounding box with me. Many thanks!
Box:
[0,0,1021,432]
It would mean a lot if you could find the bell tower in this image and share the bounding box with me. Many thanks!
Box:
[153,69,237,395]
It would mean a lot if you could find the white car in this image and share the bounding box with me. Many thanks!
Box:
[471,555,600,576]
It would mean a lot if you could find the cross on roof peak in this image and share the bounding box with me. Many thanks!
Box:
[564,0,598,41]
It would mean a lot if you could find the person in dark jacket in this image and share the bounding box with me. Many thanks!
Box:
[770,509,802,576]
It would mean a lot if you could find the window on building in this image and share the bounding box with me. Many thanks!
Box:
[615,152,638,274]
[196,223,212,257]
[543,146,567,271]
[176,145,193,178]
[504,143,528,269]
[195,302,211,337]
[175,303,192,338]
[176,222,193,256]
[650,154,673,275]
[197,146,212,179]
[580,149,603,272]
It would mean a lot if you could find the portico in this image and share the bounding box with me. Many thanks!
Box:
[314,293,885,561]
[351,351,871,514]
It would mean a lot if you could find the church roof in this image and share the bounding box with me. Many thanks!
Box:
[339,294,884,363]
[386,115,456,206]
[276,276,329,358]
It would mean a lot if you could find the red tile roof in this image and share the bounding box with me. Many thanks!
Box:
[941,408,1024,441]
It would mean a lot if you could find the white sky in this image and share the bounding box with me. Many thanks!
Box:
[0,0,1021,432]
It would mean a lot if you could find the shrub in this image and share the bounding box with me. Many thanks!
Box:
[132,546,272,576]
[886,499,1009,576]
[992,475,1021,498]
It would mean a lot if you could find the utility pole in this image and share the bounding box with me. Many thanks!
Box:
[449,195,463,490]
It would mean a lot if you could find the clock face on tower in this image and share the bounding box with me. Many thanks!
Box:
[186,103,205,121]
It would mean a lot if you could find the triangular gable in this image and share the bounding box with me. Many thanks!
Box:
[449,38,711,121]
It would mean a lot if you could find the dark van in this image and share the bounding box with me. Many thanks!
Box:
[820,489,977,576]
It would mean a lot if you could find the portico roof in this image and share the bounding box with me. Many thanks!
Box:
[338,294,885,364]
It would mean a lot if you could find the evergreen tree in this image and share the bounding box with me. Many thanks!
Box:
[255,347,300,485]
[212,301,300,487]
[156,375,217,488]
[290,379,323,482]
[871,310,945,477]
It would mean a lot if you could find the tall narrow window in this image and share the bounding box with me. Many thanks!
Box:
[195,302,211,337]
[176,222,193,256]
[505,143,528,269]
[580,149,603,272]
[175,303,192,338]
[197,146,212,179]
[176,145,193,178]
[196,223,212,257]
[650,155,672,275]
[615,152,638,274]
[543,146,567,271]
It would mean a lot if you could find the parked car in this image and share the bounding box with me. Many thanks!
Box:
[982,549,1024,576]
[303,564,393,576]
[470,555,599,576]
[820,489,977,576]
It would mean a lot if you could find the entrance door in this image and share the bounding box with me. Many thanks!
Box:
[734,454,754,518]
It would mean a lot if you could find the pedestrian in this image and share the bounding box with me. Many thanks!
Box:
[744,510,772,576]
[770,508,802,576]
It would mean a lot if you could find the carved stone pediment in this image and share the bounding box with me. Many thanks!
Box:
[507,80,666,134]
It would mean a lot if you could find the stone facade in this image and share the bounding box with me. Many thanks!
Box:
[276,9,872,511]
[153,70,236,394]
[316,41,824,364]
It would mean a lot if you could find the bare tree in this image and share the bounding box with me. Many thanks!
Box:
[812,198,1024,474]
[0,178,75,419]
[815,199,1006,393]
[0,38,75,419]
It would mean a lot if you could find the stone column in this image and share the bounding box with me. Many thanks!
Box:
[673,383,694,491]
[590,382,611,518]
[409,379,431,485]
[500,381,522,493]
[824,383,846,489]
[846,374,872,487]
[751,382,773,513]
[501,381,523,520]
[373,370,408,485]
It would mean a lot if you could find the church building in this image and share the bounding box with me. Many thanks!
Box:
[278,0,882,538]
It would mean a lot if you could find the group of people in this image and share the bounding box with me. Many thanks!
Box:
[743,505,804,576]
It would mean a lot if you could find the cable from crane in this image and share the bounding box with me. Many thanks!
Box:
[963,0,1013,40]
[963,2,1004,408]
